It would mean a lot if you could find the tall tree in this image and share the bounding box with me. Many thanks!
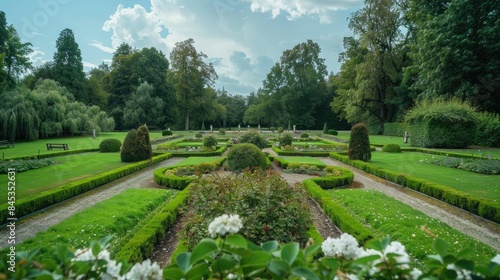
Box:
[53,28,87,102]
[3,25,33,88]
[257,40,328,129]
[123,81,164,129]
[408,0,500,113]
[168,38,217,130]
[332,0,411,133]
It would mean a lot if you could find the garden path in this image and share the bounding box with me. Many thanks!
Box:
[0,157,184,247]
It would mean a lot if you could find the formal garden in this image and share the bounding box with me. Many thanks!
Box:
[0,120,499,279]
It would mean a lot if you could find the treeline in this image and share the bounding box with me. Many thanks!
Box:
[1,0,499,141]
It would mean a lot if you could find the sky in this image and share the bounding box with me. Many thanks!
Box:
[1,0,364,96]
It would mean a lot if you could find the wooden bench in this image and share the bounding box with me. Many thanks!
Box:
[46,143,69,150]
[0,140,14,148]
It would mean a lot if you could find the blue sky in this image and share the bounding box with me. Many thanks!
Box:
[1,0,364,95]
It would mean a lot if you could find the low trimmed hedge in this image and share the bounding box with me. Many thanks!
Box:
[3,148,99,161]
[169,146,227,157]
[329,152,500,223]
[115,185,192,263]
[302,179,374,245]
[0,153,173,224]
[154,157,227,190]
[273,157,326,169]
[272,146,330,157]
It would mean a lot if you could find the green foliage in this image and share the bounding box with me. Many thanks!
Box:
[323,122,328,134]
[0,158,58,174]
[120,125,152,162]
[237,131,268,149]
[405,99,478,148]
[279,132,294,147]
[300,132,309,138]
[182,170,312,249]
[218,128,226,135]
[348,123,371,161]
[431,157,500,175]
[226,143,267,172]
[383,123,408,137]
[99,138,121,153]
[382,143,401,153]
[474,112,500,147]
[278,127,284,133]
[327,129,338,135]
[202,135,217,149]
[194,132,202,138]
[162,129,173,136]
[123,81,164,129]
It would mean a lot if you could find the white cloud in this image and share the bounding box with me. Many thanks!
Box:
[244,0,362,23]
[28,50,46,66]
[83,61,98,69]
[89,40,115,54]
[102,4,168,51]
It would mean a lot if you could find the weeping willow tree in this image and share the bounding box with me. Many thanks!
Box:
[0,86,40,140]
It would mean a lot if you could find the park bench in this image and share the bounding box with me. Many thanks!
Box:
[46,143,69,150]
[0,140,14,148]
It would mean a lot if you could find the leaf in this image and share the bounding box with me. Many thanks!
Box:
[224,234,247,249]
[190,238,218,264]
[175,252,191,273]
[261,241,279,252]
[433,238,449,256]
[211,254,238,273]
[292,267,320,280]
[185,262,209,280]
[162,266,184,280]
[303,243,321,259]
[281,243,300,265]
[267,259,291,277]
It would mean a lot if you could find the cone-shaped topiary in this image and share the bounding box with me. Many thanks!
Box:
[227,143,267,172]
[348,123,371,162]
[121,125,152,162]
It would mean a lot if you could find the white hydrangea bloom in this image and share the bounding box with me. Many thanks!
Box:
[409,268,423,280]
[321,233,364,260]
[124,259,162,280]
[447,264,472,280]
[106,260,123,279]
[384,241,410,268]
[208,214,243,238]
[491,254,500,264]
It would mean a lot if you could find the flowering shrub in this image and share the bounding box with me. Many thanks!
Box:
[163,214,500,280]
[0,236,163,280]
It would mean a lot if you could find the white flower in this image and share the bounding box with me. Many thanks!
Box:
[409,268,423,280]
[124,259,162,280]
[321,233,364,260]
[208,214,243,238]
[384,241,410,266]
[106,260,123,278]
[491,254,500,264]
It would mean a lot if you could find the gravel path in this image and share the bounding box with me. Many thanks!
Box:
[0,157,183,247]
[318,157,500,251]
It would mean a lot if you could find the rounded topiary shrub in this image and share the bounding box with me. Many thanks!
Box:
[348,123,371,162]
[162,129,173,136]
[203,135,218,149]
[219,128,226,135]
[226,143,267,172]
[278,127,284,133]
[382,143,401,153]
[99,139,121,153]
[195,132,203,138]
[300,132,309,138]
[121,125,152,162]
[238,131,268,149]
[327,129,338,135]
[279,132,293,147]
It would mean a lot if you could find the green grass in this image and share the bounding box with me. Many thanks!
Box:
[170,156,224,167]
[0,152,128,205]
[278,156,326,166]
[175,142,204,147]
[1,188,175,261]
[370,151,500,202]
[0,132,162,159]
[328,189,497,267]
[292,141,330,146]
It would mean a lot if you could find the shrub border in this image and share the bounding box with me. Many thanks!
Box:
[0,153,173,224]
[329,152,500,223]
[272,146,331,157]
[2,148,99,161]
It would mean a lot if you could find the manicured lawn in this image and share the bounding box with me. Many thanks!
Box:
[0,132,162,159]
[337,131,412,147]
[292,141,330,146]
[0,152,128,205]
[1,188,175,261]
[175,142,204,147]
[329,189,496,267]
[279,156,325,166]
[370,151,500,202]
[171,156,223,167]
